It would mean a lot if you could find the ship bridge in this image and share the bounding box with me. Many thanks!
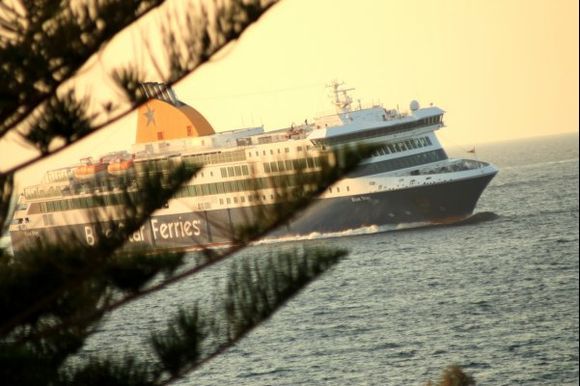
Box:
[308,105,444,146]
[307,82,444,147]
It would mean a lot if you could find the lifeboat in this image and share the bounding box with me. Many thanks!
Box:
[73,157,108,180]
[107,158,134,176]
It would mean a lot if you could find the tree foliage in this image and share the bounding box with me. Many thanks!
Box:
[0,1,379,384]
[424,365,476,386]
[0,2,475,384]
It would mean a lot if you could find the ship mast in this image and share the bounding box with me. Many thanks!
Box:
[328,80,355,114]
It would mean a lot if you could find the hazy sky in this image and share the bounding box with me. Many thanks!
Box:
[2,0,578,186]
[181,0,578,144]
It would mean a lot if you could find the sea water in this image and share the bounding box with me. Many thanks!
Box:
[84,133,579,385]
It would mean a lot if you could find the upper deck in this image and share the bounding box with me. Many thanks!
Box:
[18,82,447,203]
[308,105,444,146]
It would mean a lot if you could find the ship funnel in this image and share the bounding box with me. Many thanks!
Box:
[135,82,215,144]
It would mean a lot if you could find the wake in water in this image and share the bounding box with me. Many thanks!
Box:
[2,213,501,253]
[254,224,385,245]
[253,212,500,245]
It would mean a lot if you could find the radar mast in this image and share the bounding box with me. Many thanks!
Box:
[328,80,355,114]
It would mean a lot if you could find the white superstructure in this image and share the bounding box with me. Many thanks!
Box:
[9,82,498,253]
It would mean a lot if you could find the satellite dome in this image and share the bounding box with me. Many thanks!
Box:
[410,100,420,111]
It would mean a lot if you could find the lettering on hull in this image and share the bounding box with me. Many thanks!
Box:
[151,218,201,240]
[84,224,146,246]
[83,216,203,247]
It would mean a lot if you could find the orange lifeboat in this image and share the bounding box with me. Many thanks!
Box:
[107,158,134,176]
[74,157,108,180]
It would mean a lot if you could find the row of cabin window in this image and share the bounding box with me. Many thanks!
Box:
[45,170,72,183]
[29,149,252,201]
[319,115,443,146]
[174,174,311,198]
[27,151,248,200]
[328,185,351,194]
[181,149,246,166]
[219,165,250,178]
[263,156,322,174]
[25,188,62,200]
[373,136,432,156]
[247,145,312,158]
[219,182,354,205]
[349,149,448,178]
[425,116,440,125]
[40,193,134,213]
[218,188,318,206]
[36,171,322,213]
[218,194,267,206]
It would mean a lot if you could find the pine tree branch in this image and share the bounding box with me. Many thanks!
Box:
[0,0,168,138]
[0,173,14,233]
[1,0,279,177]
[0,164,197,338]
[424,365,476,386]
[2,0,282,344]
[0,1,25,37]
[155,248,347,384]
[57,355,161,386]
[9,145,376,347]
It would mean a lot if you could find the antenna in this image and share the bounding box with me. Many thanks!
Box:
[326,80,355,113]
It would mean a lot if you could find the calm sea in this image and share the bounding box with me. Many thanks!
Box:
[85,133,579,385]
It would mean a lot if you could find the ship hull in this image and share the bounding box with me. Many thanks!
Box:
[282,171,496,235]
[10,172,495,254]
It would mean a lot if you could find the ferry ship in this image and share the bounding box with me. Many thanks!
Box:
[9,82,498,253]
